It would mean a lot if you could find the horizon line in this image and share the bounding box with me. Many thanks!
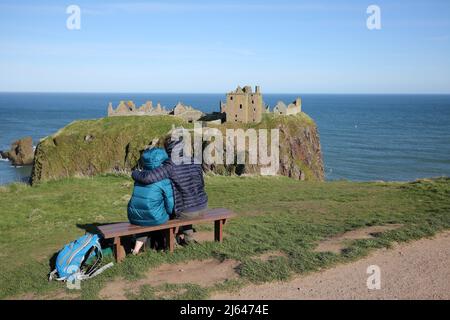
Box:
[1,91,450,95]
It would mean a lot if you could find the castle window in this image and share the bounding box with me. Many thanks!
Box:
[252,100,254,104]
[240,104,242,109]
[230,97,233,100]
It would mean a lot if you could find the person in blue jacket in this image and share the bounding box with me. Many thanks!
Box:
[127,147,174,254]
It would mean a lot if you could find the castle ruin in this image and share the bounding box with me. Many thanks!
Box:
[220,86,302,124]
[172,102,204,123]
[273,98,302,116]
[220,86,264,123]
[108,100,204,122]
[106,86,302,125]
[108,101,169,117]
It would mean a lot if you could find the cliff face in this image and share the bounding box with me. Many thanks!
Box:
[31,114,324,184]
[202,113,324,181]
[278,115,324,181]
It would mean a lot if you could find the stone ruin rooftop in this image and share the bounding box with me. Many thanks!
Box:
[107,86,302,124]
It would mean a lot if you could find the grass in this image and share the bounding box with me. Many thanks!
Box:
[32,116,190,184]
[0,175,449,299]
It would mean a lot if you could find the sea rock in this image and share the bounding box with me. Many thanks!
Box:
[3,137,35,166]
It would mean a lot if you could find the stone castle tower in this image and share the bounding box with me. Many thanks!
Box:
[220,85,263,123]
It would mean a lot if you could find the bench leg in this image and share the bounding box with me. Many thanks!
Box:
[214,219,226,242]
[114,237,126,263]
[166,227,175,253]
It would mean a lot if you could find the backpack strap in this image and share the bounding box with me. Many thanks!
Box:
[79,262,114,280]
[80,244,114,280]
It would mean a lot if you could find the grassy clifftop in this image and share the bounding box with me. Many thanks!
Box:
[31,116,188,184]
[31,113,324,184]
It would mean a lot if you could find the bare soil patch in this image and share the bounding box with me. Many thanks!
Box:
[99,258,240,300]
[9,289,80,300]
[314,224,403,254]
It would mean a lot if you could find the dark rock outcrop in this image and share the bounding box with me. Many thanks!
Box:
[2,137,35,166]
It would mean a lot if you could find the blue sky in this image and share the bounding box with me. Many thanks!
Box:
[0,0,449,93]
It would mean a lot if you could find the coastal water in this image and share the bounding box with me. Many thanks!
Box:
[1,93,450,185]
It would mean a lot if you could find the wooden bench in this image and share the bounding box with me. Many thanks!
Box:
[97,208,236,262]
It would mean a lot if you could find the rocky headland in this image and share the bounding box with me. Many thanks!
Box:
[31,113,324,184]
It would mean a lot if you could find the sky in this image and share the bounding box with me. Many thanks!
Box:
[0,0,449,93]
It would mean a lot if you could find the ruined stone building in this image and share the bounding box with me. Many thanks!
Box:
[220,86,264,123]
[107,100,204,122]
[108,101,169,117]
[273,98,302,116]
[172,102,205,123]
[107,87,302,125]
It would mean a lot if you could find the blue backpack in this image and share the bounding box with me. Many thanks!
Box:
[49,233,113,282]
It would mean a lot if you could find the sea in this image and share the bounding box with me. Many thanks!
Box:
[1,93,449,185]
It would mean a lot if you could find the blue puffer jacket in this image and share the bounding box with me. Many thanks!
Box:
[127,148,174,226]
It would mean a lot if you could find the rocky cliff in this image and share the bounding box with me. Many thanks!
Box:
[31,114,324,184]
[201,113,324,181]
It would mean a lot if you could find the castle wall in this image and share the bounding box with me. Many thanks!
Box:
[223,86,263,123]
[273,98,302,116]
[107,100,203,122]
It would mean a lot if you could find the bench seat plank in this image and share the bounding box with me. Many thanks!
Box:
[98,208,235,239]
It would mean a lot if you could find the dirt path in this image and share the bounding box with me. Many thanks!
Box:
[213,231,450,300]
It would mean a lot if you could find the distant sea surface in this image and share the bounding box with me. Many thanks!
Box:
[1,93,450,185]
